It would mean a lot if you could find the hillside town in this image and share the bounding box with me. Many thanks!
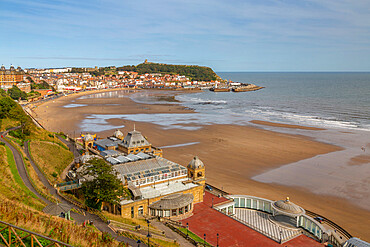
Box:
[0,65,224,101]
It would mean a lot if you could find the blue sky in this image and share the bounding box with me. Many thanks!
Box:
[1,0,370,71]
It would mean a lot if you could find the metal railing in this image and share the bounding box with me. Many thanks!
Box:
[305,209,352,240]
[165,222,213,247]
[0,220,73,247]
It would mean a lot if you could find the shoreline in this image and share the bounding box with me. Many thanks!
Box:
[31,89,370,241]
[250,120,326,131]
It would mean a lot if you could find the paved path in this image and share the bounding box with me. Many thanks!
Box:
[151,220,194,247]
[57,135,80,158]
[0,127,49,205]
[1,128,140,246]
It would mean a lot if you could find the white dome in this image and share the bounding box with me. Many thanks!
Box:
[84,134,94,142]
[188,156,204,169]
[113,129,124,138]
[272,197,304,215]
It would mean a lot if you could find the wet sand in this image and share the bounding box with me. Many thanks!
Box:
[32,89,370,241]
[251,120,325,130]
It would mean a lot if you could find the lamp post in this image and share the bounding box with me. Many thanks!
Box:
[186,223,189,238]
[279,228,282,244]
[203,233,206,246]
[147,219,151,246]
[159,205,162,219]
[217,233,219,247]
[136,239,141,247]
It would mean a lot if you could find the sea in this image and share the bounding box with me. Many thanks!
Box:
[125,72,370,131]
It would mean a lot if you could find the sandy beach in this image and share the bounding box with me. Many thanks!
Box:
[31,89,370,241]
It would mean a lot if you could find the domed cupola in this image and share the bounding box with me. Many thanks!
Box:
[272,197,305,216]
[113,129,124,140]
[187,156,205,185]
[188,156,204,169]
[84,134,94,142]
[1,65,5,71]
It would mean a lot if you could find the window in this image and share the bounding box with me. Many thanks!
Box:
[252,200,257,209]
[234,198,239,207]
[172,209,177,216]
[228,206,233,215]
[179,208,183,215]
[138,206,144,216]
[185,205,188,213]
[240,198,245,207]
[131,207,134,218]
[164,210,170,217]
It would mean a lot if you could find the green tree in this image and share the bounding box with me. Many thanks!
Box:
[26,76,34,83]
[80,158,124,210]
[8,86,27,100]
[31,80,50,90]
[0,96,16,119]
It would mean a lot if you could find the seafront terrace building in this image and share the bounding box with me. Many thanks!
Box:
[75,128,205,219]
[0,65,25,89]
[208,193,347,246]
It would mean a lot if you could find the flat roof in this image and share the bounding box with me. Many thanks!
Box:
[139,178,199,199]
[113,156,187,181]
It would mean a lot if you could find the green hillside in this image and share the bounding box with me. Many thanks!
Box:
[0,92,120,246]
[117,62,219,81]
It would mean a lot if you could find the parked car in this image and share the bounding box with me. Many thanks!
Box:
[314,217,324,223]
[205,185,213,191]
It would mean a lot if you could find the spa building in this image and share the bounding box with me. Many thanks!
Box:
[80,129,205,219]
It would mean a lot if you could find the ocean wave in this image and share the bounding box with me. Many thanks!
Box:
[245,108,369,131]
[179,96,228,105]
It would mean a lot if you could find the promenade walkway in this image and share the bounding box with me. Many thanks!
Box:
[181,192,323,247]
[234,208,300,242]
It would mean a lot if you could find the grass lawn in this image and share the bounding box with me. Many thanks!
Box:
[1,145,45,210]
[178,227,211,246]
[102,211,157,229]
[0,118,19,131]
[29,140,74,183]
